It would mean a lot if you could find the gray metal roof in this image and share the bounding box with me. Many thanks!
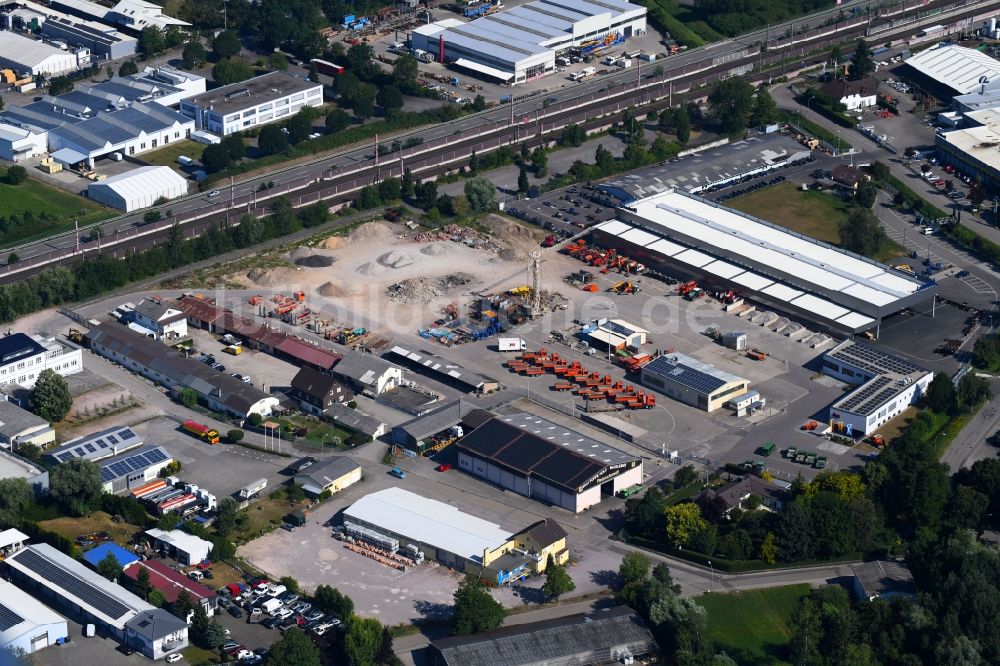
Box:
[852,560,916,599]
[430,605,657,666]
[325,403,384,436]
[46,424,144,464]
[386,345,494,392]
[294,456,361,491]
[0,399,49,437]
[331,351,400,386]
[125,609,187,641]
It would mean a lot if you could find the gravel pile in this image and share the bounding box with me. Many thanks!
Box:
[295,255,336,267]
[385,274,473,303]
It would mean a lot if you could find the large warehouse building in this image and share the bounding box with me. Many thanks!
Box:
[0,578,67,657]
[591,190,936,336]
[88,166,188,212]
[0,30,77,75]
[410,0,646,85]
[179,71,323,136]
[343,488,569,584]
[822,340,934,436]
[641,353,749,412]
[903,45,1000,96]
[457,411,642,512]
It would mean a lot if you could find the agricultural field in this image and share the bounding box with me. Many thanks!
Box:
[698,584,810,666]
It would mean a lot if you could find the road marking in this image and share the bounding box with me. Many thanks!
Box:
[961,275,994,295]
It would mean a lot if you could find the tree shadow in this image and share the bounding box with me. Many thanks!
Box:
[512,584,548,605]
[591,569,621,589]
[413,600,453,623]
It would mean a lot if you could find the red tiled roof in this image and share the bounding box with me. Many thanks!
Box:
[175,295,226,325]
[122,559,217,603]
[277,337,341,369]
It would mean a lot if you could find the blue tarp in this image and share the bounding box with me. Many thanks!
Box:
[82,542,140,569]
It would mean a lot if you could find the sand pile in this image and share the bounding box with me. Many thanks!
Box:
[356,261,384,277]
[499,247,527,262]
[482,214,535,241]
[317,281,352,297]
[420,244,449,256]
[319,221,395,250]
[247,267,301,287]
[378,250,415,268]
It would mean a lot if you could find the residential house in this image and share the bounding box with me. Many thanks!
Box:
[820,77,878,111]
[289,367,353,416]
[124,609,188,660]
[703,476,787,516]
[125,299,188,341]
[325,402,387,440]
[832,164,870,191]
[330,351,403,395]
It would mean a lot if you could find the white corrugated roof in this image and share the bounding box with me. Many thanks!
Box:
[835,311,876,329]
[412,18,465,36]
[790,293,850,320]
[702,259,745,280]
[0,31,74,69]
[89,166,187,203]
[730,271,774,291]
[0,579,65,645]
[645,238,684,256]
[672,248,714,268]
[905,45,1000,94]
[597,219,631,236]
[344,488,511,563]
[618,227,659,247]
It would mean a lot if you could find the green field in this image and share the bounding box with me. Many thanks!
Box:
[698,584,810,666]
[728,181,904,262]
[139,140,207,168]
[0,167,112,250]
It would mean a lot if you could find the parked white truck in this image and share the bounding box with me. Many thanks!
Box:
[498,337,527,352]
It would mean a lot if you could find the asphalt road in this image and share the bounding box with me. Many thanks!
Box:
[4,0,996,282]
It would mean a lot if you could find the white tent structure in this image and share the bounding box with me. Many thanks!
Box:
[88,166,187,212]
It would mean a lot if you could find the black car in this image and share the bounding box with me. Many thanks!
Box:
[262,618,280,629]
[289,457,316,474]
[228,605,243,618]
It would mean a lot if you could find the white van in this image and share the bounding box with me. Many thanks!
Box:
[187,570,204,582]
[262,598,284,615]
[267,584,287,598]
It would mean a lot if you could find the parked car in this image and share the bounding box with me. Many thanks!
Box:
[436,463,452,472]
[312,624,334,636]
[291,602,312,614]
[227,606,243,618]
[389,467,406,479]
[262,617,280,629]
[208,190,221,197]
[304,610,325,623]
[279,593,299,605]
[223,640,240,651]
[165,654,183,663]
[273,608,294,620]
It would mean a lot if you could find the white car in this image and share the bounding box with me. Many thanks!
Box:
[236,649,254,661]
[312,623,333,636]
[208,189,221,197]
[273,607,294,620]
[165,654,183,664]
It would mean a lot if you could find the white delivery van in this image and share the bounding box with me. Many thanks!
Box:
[262,598,284,615]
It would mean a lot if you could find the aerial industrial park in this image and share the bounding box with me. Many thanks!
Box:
[0,0,998,664]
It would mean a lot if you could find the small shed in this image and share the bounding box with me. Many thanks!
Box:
[720,331,747,351]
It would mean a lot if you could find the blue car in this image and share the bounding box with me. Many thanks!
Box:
[388,467,406,479]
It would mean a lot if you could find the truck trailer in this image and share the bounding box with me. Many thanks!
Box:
[239,478,268,499]
[497,337,527,352]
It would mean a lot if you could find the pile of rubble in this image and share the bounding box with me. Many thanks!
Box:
[385,273,474,304]
[412,224,502,251]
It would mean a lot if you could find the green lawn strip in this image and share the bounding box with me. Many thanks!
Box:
[698,584,811,666]
[777,110,852,152]
[728,181,904,263]
[0,168,112,249]
[140,140,207,168]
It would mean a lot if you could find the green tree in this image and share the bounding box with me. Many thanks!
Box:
[286,112,313,144]
[415,181,437,211]
[595,144,614,172]
[313,584,354,619]
[619,551,651,586]
[344,616,384,666]
[5,165,27,185]
[227,429,244,443]
[221,135,245,161]
[212,58,254,85]
[97,553,122,581]
[532,147,548,176]
[148,589,166,608]
[215,497,240,537]
[402,168,415,198]
[673,465,700,489]
[325,108,351,133]
[179,387,198,409]
[541,556,575,599]
[559,123,587,147]
[471,94,486,112]
[830,44,842,66]
[213,29,241,59]
[190,602,211,646]
[517,167,529,193]
[452,575,504,635]
[376,626,395,665]
[269,52,289,71]
[750,89,778,127]
[355,185,381,210]
[118,60,139,77]
[838,207,887,257]
[760,532,778,564]
[200,143,232,172]
[708,77,755,136]
[925,373,957,413]
[0,477,32,529]
[29,369,72,423]
[266,627,319,666]
[279,576,300,595]
[664,502,709,548]
[855,183,878,209]
[171,589,194,621]
[948,485,988,530]
[258,124,289,156]
[48,76,74,95]
[202,622,226,649]
[464,177,496,211]
[139,26,166,56]
[392,55,419,90]
[848,38,874,80]
[6,253,17,266]
[132,565,151,599]
[957,374,992,410]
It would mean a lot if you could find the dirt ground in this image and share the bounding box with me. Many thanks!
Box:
[40,511,143,547]
[222,218,544,338]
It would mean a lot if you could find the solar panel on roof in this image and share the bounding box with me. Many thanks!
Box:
[0,604,24,632]
[838,376,892,411]
[13,549,131,620]
[85,444,96,453]
[106,435,118,445]
[603,321,636,337]
[143,449,167,464]
[120,428,136,439]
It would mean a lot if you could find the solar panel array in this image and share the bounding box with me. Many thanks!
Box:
[53,427,141,463]
[831,343,920,377]
[0,604,24,632]
[645,356,729,394]
[13,549,131,620]
[838,376,892,412]
[602,321,637,338]
[99,447,169,483]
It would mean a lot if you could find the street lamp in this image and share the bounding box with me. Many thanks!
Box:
[707,560,714,592]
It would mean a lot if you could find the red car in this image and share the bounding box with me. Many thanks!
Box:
[436,463,453,472]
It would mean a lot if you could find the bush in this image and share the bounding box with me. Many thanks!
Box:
[5,166,27,185]
[228,429,244,443]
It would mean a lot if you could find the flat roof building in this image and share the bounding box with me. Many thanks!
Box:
[410,0,646,85]
[0,121,48,162]
[0,332,82,389]
[851,560,916,601]
[0,30,77,75]
[0,578,68,657]
[40,15,137,59]
[88,166,188,212]
[0,398,54,450]
[428,605,657,666]
[293,456,362,496]
[592,189,935,334]
[822,341,933,436]
[457,411,642,512]
[641,353,749,412]
[586,319,648,352]
[45,425,143,464]
[936,108,1000,193]
[179,71,323,136]
[86,323,279,418]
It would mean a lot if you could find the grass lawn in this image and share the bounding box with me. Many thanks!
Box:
[280,414,352,449]
[40,511,143,547]
[728,182,904,262]
[0,168,112,249]
[139,140,207,168]
[238,493,309,540]
[181,644,221,665]
[698,584,810,666]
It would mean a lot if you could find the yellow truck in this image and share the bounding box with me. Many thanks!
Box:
[223,344,242,355]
